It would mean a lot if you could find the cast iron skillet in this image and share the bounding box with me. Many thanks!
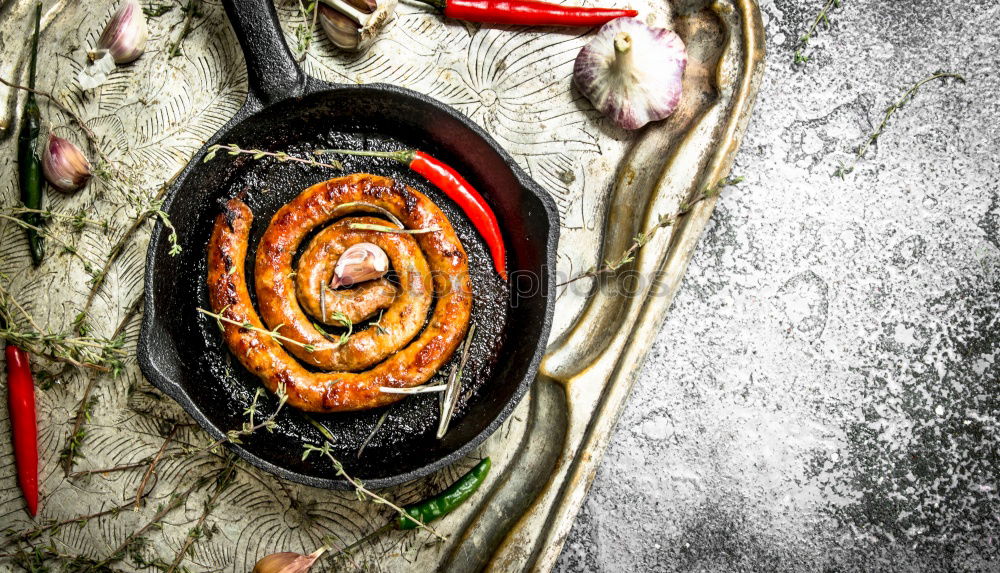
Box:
[137,0,558,489]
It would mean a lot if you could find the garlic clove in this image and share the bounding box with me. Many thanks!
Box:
[318,0,397,52]
[252,548,325,573]
[42,134,92,193]
[331,242,390,288]
[97,0,148,64]
[573,17,687,130]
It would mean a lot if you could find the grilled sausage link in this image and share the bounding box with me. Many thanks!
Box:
[206,174,472,413]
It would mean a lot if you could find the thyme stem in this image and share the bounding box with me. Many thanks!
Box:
[559,176,743,286]
[855,71,966,160]
[203,143,344,170]
[0,75,111,166]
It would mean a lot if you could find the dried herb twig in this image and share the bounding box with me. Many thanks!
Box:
[61,295,143,473]
[794,0,842,64]
[302,441,448,541]
[855,71,966,160]
[0,281,127,373]
[203,143,344,170]
[559,176,744,286]
[133,424,182,507]
[0,75,112,167]
[167,0,202,58]
[164,460,237,573]
[1,207,109,232]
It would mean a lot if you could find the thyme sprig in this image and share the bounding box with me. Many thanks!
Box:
[203,143,344,170]
[559,176,744,286]
[302,441,448,541]
[0,75,113,168]
[1,207,110,232]
[294,0,320,60]
[197,307,326,352]
[0,281,127,372]
[855,71,966,160]
[794,0,842,65]
[0,214,103,274]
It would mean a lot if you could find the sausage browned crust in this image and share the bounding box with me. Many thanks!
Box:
[206,174,472,413]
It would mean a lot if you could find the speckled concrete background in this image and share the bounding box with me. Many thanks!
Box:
[557,0,1000,570]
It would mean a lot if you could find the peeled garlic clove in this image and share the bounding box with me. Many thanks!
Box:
[318,0,397,52]
[573,17,687,130]
[331,242,389,288]
[252,548,325,573]
[42,134,92,193]
[96,0,148,64]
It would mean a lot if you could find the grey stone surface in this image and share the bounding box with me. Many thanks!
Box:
[556,0,1000,571]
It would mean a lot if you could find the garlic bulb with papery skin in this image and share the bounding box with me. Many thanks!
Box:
[318,0,397,52]
[42,134,92,193]
[96,0,148,64]
[573,18,687,130]
[331,242,390,287]
[252,548,326,573]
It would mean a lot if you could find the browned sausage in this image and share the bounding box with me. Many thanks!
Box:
[206,174,472,413]
[294,215,418,326]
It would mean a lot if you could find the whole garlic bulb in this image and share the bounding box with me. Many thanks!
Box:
[96,0,148,64]
[573,17,687,130]
[42,134,92,193]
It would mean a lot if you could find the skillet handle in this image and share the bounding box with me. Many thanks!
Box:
[222,0,305,108]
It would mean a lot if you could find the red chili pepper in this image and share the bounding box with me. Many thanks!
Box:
[319,149,508,281]
[416,0,636,26]
[5,343,38,516]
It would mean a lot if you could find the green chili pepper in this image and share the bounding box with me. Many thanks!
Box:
[398,457,491,530]
[17,3,44,266]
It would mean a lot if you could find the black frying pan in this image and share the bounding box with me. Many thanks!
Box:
[137,0,557,489]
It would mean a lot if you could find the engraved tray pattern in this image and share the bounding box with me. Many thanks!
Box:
[0,0,763,570]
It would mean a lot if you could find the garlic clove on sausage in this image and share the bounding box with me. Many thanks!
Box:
[331,242,390,288]
[573,17,687,130]
[42,134,92,193]
[318,0,397,52]
[95,0,148,64]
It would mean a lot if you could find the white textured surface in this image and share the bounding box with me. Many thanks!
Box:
[558,0,1000,570]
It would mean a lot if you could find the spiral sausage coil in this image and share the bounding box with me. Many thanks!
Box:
[206,174,473,413]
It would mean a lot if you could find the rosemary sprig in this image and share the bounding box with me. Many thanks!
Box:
[302,441,448,541]
[197,307,322,352]
[559,176,744,286]
[203,143,344,170]
[437,324,476,439]
[855,71,966,160]
[794,0,842,65]
[349,223,441,234]
[357,409,389,458]
[378,385,447,395]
